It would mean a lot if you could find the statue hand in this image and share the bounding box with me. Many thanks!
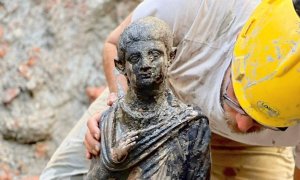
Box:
[111,131,139,163]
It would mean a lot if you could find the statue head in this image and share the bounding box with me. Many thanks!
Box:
[115,17,174,91]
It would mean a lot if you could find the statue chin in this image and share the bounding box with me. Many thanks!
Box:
[133,82,161,92]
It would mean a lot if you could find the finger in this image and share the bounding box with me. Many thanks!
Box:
[125,138,131,145]
[107,92,118,106]
[131,135,139,141]
[125,141,136,151]
[84,131,93,154]
[126,136,138,144]
[86,150,92,159]
[128,141,136,147]
[84,129,100,156]
[126,131,139,138]
[125,135,138,144]
[87,112,102,140]
[118,141,126,147]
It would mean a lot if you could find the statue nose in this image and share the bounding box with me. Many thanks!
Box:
[140,57,152,70]
[140,65,152,73]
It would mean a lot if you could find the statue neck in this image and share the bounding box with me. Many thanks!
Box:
[125,84,167,111]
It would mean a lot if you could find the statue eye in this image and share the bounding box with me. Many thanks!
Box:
[129,55,139,63]
[151,50,161,59]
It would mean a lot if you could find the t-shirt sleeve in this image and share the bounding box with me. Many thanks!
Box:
[295,143,300,168]
[132,0,177,26]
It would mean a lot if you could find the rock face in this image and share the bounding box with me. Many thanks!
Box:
[0,0,140,178]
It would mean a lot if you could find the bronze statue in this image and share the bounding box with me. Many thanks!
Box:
[87,17,211,180]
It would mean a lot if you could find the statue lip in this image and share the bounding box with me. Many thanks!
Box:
[139,73,152,79]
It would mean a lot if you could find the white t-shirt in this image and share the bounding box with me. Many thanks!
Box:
[132,0,300,168]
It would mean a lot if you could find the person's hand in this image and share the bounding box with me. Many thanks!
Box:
[107,92,118,106]
[84,112,102,159]
[84,92,118,159]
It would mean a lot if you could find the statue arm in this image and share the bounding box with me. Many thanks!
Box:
[111,131,139,163]
[186,116,211,179]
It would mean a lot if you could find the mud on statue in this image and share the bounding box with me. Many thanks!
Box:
[86,17,211,180]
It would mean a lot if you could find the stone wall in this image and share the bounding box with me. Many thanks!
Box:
[0,0,140,178]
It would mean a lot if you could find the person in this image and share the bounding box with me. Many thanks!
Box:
[41,0,300,179]
[86,17,210,179]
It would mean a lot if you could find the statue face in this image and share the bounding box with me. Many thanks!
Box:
[124,40,168,90]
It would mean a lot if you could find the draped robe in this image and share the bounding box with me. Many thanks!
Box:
[87,91,211,180]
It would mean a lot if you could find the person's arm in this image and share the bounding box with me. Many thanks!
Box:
[103,14,132,94]
[295,167,300,180]
[84,112,102,158]
[84,15,133,158]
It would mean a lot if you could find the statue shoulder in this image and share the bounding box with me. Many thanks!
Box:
[186,106,210,133]
[165,90,209,126]
[99,99,123,128]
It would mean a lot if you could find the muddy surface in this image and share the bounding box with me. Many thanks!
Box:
[87,17,211,180]
[0,0,140,179]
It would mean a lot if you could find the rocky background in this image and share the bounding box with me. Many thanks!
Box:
[0,0,140,179]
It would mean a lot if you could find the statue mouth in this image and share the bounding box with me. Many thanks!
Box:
[139,74,152,79]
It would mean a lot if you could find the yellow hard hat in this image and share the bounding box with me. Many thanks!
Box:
[232,0,300,127]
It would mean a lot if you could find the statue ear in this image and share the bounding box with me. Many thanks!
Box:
[167,47,177,67]
[114,57,126,75]
[170,47,177,60]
